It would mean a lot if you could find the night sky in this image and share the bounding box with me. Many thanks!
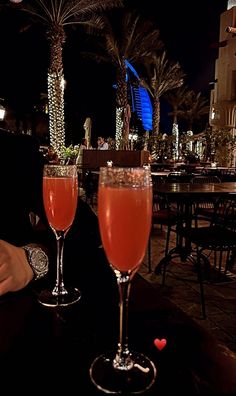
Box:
[0,0,229,144]
[129,0,228,91]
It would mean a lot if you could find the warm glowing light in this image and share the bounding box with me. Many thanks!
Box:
[128,133,138,141]
[172,123,179,160]
[115,107,123,149]
[227,0,236,10]
[61,78,66,90]
[47,71,65,157]
[0,105,5,121]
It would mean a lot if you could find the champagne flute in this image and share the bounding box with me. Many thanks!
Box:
[90,166,156,394]
[38,164,80,307]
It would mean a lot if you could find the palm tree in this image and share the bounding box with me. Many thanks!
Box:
[165,85,188,159]
[178,90,210,133]
[11,0,122,155]
[176,90,209,157]
[83,11,163,148]
[141,51,185,137]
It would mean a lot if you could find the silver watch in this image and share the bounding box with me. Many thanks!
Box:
[22,246,49,281]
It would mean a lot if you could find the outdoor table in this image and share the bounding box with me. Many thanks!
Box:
[1,269,236,394]
[153,182,236,274]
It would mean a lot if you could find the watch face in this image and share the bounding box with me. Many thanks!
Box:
[31,250,48,272]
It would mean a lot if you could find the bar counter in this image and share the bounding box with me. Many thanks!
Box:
[1,268,236,394]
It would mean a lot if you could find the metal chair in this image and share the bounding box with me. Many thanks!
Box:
[190,175,221,227]
[148,176,180,273]
[180,197,236,318]
[166,172,192,183]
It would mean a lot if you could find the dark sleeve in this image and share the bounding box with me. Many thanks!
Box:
[23,136,45,220]
[67,198,102,250]
[0,133,48,246]
[62,198,117,299]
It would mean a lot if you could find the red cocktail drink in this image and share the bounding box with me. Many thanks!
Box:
[43,176,78,231]
[99,185,152,271]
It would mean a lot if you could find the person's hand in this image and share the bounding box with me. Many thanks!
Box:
[0,239,34,296]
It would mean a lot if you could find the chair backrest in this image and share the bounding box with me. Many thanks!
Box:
[152,176,166,207]
[152,175,165,186]
[212,197,236,231]
[191,175,221,184]
[166,172,191,183]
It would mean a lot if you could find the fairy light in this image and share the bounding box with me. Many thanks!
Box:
[115,107,123,149]
[186,130,193,152]
[172,123,179,160]
[47,70,65,157]
[0,104,6,121]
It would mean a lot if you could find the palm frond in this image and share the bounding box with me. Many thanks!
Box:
[16,0,123,26]
[61,0,123,23]
[143,51,185,97]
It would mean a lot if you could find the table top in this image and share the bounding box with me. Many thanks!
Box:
[1,266,236,394]
[151,171,170,177]
[154,182,236,196]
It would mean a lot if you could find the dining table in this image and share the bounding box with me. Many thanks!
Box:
[153,182,236,274]
[1,262,236,395]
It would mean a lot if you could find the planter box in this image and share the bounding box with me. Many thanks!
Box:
[82,149,150,169]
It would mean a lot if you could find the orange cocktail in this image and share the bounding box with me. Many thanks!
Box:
[43,176,78,231]
[39,165,80,308]
[90,167,156,394]
[98,184,152,272]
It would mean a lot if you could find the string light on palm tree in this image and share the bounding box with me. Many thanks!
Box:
[0,98,6,121]
[115,107,123,149]
[9,0,123,157]
[0,104,5,121]
[47,70,65,156]
[172,123,179,160]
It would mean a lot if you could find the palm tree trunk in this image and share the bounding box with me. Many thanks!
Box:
[47,25,66,156]
[115,59,128,149]
[172,111,179,160]
[150,95,162,160]
[152,95,160,137]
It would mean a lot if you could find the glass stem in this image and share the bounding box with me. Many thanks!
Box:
[53,230,67,296]
[113,273,133,370]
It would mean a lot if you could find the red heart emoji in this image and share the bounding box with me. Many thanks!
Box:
[154,338,167,351]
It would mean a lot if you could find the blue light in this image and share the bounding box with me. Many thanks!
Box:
[125,60,153,131]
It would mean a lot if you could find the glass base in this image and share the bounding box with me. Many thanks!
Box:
[89,350,157,394]
[38,287,81,307]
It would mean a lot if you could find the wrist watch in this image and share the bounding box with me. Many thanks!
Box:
[22,245,49,281]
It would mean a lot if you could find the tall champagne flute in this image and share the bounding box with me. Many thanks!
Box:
[90,167,156,394]
[38,164,80,307]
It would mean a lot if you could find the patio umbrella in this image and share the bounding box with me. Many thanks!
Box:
[83,117,92,148]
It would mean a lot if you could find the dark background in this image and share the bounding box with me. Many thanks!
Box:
[0,0,228,145]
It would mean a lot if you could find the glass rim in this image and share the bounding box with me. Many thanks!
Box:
[43,164,77,168]
[99,166,149,171]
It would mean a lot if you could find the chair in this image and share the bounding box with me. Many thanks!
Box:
[191,175,221,184]
[147,176,180,273]
[83,170,99,207]
[190,175,221,227]
[180,197,236,318]
[166,172,191,183]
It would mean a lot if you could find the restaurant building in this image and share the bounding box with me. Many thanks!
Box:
[210,1,236,137]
